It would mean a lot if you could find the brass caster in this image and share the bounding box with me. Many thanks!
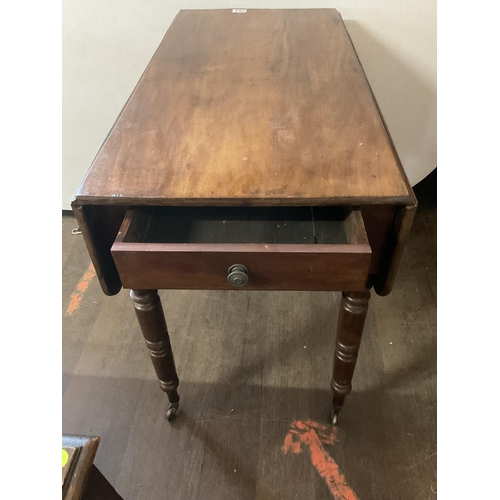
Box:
[165,401,179,421]
[331,410,340,426]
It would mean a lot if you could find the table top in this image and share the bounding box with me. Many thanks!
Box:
[73,8,413,207]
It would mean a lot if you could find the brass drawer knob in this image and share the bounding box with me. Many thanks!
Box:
[227,264,249,287]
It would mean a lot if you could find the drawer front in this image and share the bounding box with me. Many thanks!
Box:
[111,243,371,291]
[111,208,372,291]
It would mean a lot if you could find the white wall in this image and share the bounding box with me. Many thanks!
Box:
[63,1,436,209]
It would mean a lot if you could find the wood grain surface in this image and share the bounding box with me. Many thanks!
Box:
[112,244,371,291]
[111,207,371,291]
[73,9,412,206]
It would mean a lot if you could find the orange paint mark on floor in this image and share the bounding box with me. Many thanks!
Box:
[283,420,358,500]
[66,263,96,315]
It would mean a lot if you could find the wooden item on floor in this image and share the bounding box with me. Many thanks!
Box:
[72,8,417,425]
[62,435,122,500]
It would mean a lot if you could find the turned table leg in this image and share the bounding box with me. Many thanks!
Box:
[330,290,370,425]
[130,289,180,420]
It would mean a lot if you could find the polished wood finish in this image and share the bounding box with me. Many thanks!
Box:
[360,205,396,275]
[72,205,127,295]
[130,289,180,406]
[115,246,371,291]
[331,291,370,412]
[112,207,371,291]
[374,205,417,295]
[73,9,412,207]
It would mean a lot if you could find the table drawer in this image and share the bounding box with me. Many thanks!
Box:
[111,206,372,291]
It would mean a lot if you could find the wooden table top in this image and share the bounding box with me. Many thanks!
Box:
[73,9,413,207]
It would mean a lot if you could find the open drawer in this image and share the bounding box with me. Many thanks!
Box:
[111,206,372,291]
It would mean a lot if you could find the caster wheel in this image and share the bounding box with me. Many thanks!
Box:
[165,401,179,421]
[331,411,340,426]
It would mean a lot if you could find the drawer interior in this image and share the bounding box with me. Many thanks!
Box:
[118,206,368,246]
[112,206,371,291]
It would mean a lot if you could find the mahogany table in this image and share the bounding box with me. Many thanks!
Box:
[72,9,416,424]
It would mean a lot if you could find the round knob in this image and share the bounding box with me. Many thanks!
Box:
[227,264,249,287]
